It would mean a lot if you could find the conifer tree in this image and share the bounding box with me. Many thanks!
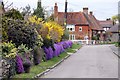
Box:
[33,0,45,20]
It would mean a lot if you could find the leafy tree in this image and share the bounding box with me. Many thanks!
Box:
[112,15,120,24]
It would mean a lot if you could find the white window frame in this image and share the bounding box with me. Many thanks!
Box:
[79,27,82,32]
[66,25,75,32]
[69,34,75,40]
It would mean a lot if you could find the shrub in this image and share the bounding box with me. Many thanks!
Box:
[2,8,24,41]
[4,8,24,20]
[2,41,17,59]
[42,21,64,42]
[62,29,69,40]
[2,41,17,78]
[17,44,32,64]
[7,19,37,48]
[33,46,44,65]
[2,17,10,41]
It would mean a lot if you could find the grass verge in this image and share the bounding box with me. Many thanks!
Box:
[13,43,82,78]
[66,43,82,53]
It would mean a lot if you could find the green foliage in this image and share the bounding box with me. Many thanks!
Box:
[17,44,32,63]
[7,19,37,48]
[112,15,120,21]
[4,8,24,20]
[17,44,32,55]
[92,36,97,40]
[62,29,69,40]
[33,1,45,19]
[2,8,24,41]
[92,34,100,40]
[2,16,9,41]
[42,38,54,48]
[114,42,120,47]
[2,41,17,59]
[34,28,43,47]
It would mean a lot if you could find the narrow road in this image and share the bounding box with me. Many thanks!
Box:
[41,45,118,78]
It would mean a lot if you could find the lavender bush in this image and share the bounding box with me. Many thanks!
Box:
[42,40,73,60]
[15,55,24,74]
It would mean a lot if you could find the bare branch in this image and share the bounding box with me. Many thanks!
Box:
[5,2,13,9]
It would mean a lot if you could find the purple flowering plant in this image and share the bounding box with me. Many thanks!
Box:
[15,55,24,74]
[17,44,32,64]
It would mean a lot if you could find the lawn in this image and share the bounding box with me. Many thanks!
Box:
[66,43,82,53]
[13,43,82,78]
[115,42,120,47]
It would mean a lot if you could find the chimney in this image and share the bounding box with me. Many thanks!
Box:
[90,11,93,15]
[54,3,58,18]
[83,7,88,14]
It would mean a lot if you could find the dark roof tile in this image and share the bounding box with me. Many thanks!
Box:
[57,12,88,25]
[99,20,113,28]
[107,24,119,32]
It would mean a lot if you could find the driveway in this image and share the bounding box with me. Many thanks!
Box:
[41,45,118,78]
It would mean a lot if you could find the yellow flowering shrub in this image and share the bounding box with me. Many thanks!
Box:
[28,15,43,25]
[41,21,64,42]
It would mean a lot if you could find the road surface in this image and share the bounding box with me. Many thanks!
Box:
[41,45,118,78]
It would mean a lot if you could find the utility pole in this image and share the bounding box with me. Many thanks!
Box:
[64,0,68,29]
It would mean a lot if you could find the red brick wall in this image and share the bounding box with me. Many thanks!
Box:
[69,25,89,40]
[68,25,94,40]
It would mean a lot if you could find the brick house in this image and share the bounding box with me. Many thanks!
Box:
[54,3,104,40]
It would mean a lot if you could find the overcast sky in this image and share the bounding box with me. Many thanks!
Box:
[3,0,119,20]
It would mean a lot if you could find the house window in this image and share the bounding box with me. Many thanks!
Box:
[104,28,106,31]
[107,28,109,30]
[67,28,69,31]
[70,28,73,31]
[66,25,75,32]
[69,34,75,40]
[79,27,82,31]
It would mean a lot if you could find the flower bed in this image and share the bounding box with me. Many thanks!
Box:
[42,41,73,60]
[13,43,82,78]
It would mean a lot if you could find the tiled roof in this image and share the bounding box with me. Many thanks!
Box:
[99,20,113,28]
[107,24,119,32]
[83,13,104,30]
[57,12,89,25]
[55,5,103,31]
